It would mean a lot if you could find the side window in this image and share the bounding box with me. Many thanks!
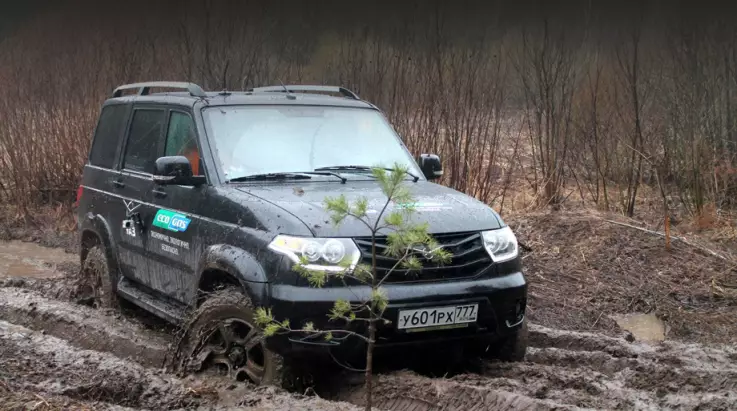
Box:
[123,109,166,174]
[165,111,203,176]
[89,104,128,168]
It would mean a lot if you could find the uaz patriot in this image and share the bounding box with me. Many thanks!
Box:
[76,81,528,385]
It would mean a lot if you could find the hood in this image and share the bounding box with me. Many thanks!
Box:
[235,180,503,237]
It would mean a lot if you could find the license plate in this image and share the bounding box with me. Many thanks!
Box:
[397,304,478,332]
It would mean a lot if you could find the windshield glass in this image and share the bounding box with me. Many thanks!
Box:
[203,105,423,181]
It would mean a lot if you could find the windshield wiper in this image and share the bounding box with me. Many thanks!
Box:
[315,165,419,182]
[228,171,347,184]
[309,171,347,184]
[227,172,313,183]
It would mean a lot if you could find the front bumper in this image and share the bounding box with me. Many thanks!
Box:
[264,272,527,358]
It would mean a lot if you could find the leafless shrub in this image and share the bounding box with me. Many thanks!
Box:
[512,17,580,206]
[2,1,737,227]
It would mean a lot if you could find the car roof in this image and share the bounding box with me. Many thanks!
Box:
[106,92,377,109]
[104,82,378,110]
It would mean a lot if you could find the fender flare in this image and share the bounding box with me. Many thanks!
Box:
[81,212,120,274]
[194,244,269,306]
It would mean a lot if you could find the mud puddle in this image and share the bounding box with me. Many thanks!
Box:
[0,240,76,279]
[613,313,666,342]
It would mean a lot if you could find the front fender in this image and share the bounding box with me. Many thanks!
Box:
[194,244,269,306]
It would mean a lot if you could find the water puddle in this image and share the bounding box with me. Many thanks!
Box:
[613,313,666,342]
[0,240,75,279]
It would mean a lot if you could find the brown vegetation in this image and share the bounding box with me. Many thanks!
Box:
[0,1,736,230]
[2,3,737,410]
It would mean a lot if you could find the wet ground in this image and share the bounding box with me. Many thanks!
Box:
[1,240,736,410]
[0,240,75,279]
[612,313,666,342]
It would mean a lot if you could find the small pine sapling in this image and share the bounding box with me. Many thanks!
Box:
[255,163,451,410]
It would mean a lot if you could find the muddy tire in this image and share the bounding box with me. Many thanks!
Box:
[79,245,118,309]
[490,320,528,362]
[177,288,293,388]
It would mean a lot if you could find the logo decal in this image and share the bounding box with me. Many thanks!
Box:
[123,199,141,216]
[153,209,191,232]
[409,243,444,259]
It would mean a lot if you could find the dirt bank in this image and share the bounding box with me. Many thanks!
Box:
[513,209,737,345]
[0,206,78,254]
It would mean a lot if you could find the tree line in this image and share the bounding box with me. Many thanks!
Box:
[1,0,735,223]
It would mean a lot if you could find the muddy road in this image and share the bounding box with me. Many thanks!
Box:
[1,240,736,411]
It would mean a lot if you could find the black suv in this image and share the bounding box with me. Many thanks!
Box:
[77,81,527,385]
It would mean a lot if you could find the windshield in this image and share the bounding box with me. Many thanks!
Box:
[202,105,423,181]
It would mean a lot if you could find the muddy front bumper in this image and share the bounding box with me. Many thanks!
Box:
[264,272,527,358]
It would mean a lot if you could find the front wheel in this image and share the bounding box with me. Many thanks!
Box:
[177,288,288,386]
[470,320,528,362]
[493,320,528,361]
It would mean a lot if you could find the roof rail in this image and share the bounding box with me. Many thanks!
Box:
[249,85,360,100]
[112,81,206,98]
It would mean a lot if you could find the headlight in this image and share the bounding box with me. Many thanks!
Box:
[481,226,518,262]
[268,235,361,272]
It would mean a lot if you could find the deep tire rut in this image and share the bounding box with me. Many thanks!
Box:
[2,280,736,410]
[0,287,170,366]
[334,325,737,411]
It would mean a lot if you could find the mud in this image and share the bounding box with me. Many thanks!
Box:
[0,206,79,254]
[0,320,360,410]
[335,326,737,411]
[2,283,735,411]
[0,240,76,279]
[613,313,666,342]
[1,235,737,410]
[0,287,170,366]
[514,210,737,345]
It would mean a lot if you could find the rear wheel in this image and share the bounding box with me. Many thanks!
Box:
[78,245,118,308]
[177,288,291,387]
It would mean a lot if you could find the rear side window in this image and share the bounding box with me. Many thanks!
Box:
[123,109,166,173]
[89,104,128,168]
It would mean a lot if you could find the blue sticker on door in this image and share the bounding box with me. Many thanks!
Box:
[153,209,191,232]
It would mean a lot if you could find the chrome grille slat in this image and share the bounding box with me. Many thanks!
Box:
[353,231,492,283]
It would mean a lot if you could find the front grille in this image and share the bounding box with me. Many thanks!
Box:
[353,231,492,283]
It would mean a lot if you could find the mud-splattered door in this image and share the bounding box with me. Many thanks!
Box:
[114,172,156,285]
[143,110,206,303]
[147,187,204,302]
[115,106,168,285]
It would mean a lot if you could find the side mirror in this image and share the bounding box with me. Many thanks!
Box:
[418,154,443,180]
[154,156,206,186]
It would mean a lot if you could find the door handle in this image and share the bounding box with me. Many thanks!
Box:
[152,188,167,198]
